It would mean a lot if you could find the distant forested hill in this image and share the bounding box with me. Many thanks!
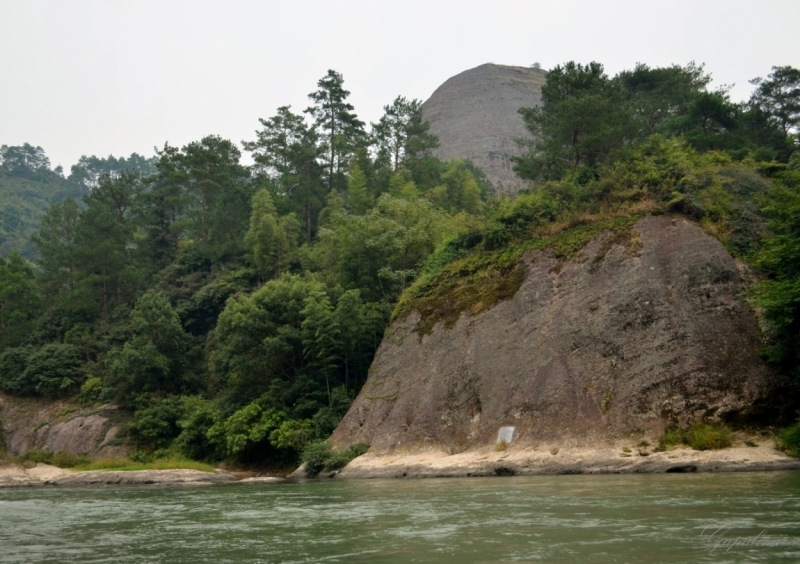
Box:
[0,144,155,259]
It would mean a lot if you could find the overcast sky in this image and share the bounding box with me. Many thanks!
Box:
[2,0,799,170]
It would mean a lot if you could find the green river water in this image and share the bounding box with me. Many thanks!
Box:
[1,472,799,563]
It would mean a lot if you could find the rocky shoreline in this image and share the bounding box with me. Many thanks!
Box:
[0,463,285,488]
[4,443,799,487]
[333,443,800,479]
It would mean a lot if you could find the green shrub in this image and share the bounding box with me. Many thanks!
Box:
[300,441,369,475]
[301,440,335,474]
[26,344,84,397]
[21,449,53,464]
[777,422,800,457]
[51,451,89,468]
[127,396,183,450]
[175,396,221,461]
[0,346,34,395]
[686,423,732,450]
[77,376,103,406]
[661,422,732,451]
[661,428,684,449]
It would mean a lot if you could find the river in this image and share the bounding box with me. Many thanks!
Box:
[1,472,799,563]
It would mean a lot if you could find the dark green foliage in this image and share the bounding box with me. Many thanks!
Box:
[127,396,184,450]
[0,252,41,348]
[175,396,220,461]
[305,70,366,194]
[106,293,189,402]
[0,346,35,395]
[777,418,800,457]
[25,344,84,397]
[750,172,800,376]
[514,61,631,180]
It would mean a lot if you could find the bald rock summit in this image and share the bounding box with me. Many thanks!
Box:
[421,63,546,195]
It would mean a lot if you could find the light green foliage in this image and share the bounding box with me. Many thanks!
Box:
[660,423,733,451]
[313,194,449,302]
[206,399,285,457]
[269,419,314,450]
[245,189,300,279]
[0,144,88,259]
[77,376,103,406]
[427,160,482,214]
[346,162,373,214]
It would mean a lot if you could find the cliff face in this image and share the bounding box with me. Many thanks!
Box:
[421,63,545,195]
[331,216,789,453]
[0,393,129,457]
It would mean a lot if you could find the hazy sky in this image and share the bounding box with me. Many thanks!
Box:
[2,0,799,170]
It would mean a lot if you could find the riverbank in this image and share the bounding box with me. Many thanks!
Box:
[334,442,800,479]
[0,463,288,487]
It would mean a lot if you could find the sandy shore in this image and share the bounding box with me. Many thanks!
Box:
[334,442,800,479]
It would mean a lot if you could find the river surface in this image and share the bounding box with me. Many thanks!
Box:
[1,472,799,563]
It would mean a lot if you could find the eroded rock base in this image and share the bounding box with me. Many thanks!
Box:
[335,443,800,479]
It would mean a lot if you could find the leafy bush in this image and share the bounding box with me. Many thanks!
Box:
[0,346,34,395]
[77,376,103,406]
[205,398,286,459]
[26,344,84,397]
[126,396,183,450]
[51,451,89,468]
[20,449,53,464]
[300,440,369,475]
[777,421,800,457]
[175,396,221,461]
[660,422,732,451]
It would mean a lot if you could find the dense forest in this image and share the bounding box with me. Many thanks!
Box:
[1,62,799,467]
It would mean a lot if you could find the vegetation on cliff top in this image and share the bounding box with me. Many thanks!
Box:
[1,62,799,466]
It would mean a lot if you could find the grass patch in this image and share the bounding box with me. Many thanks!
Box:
[73,456,215,472]
[495,440,509,451]
[394,213,642,335]
[15,449,214,472]
[660,422,733,451]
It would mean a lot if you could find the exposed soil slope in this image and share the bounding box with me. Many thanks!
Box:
[331,216,790,456]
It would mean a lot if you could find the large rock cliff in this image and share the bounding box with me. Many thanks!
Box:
[331,216,790,454]
[0,393,129,458]
[421,63,545,195]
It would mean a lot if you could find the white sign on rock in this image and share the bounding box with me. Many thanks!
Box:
[497,426,515,444]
